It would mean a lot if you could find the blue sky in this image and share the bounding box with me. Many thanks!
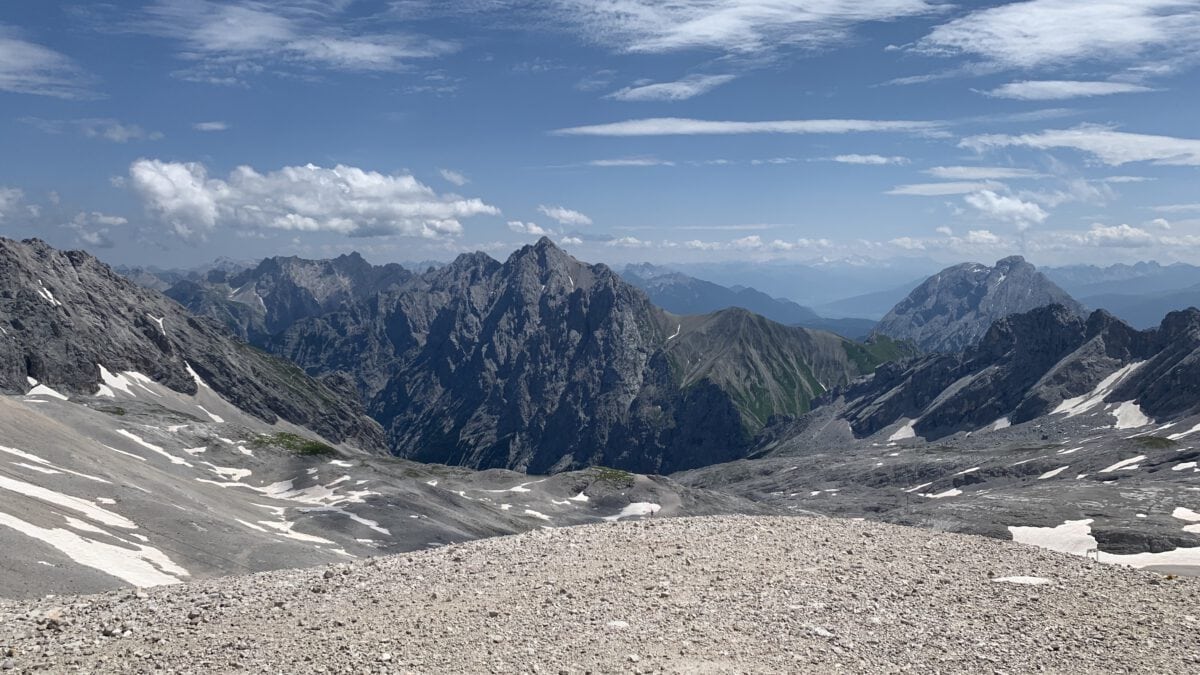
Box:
[1,0,1199,269]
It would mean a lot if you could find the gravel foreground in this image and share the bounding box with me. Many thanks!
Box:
[2,516,1199,674]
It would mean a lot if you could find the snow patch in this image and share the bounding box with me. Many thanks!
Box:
[992,576,1051,585]
[1053,362,1145,418]
[1100,455,1146,474]
[603,502,661,522]
[888,420,917,442]
[1112,401,1152,429]
[1038,466,1070,480]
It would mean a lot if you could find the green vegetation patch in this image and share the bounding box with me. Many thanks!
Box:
[250,432,336,456]
[1133,436,1177,450]
[591,466,635,487]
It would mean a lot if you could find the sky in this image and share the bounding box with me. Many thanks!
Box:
[1,0,1200,270]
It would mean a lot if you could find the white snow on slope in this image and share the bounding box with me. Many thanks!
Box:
[26,384,68,400]
[990,417,1011,431]
[1172,507,1200,523]
[1112,401,1151,429]
[0,445,109,483]
[1038,466,1069,480]
[117,430,193,467]
[0,512,187,587]
[35,280,62,307]
[603,502,661,522]
[919,488,963,499]
[195,405,224,423]
[888,420,917,442]
[1011,519,1200,569]
[1100,455,1146,474]
[0,474,135,529]
[1168,423,1200,441]
[1053,362,1145,417]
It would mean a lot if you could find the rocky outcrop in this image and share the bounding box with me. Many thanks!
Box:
[874,256,1084,353]
[0,238,385,451]
[833,304,1200,440]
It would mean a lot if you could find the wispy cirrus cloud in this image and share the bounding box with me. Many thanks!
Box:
[607,74,735,101]
[886,181,1004,196]
[128,159,498,241]
[96,1,458,85]
[21,117,163,142]
[961,124,1200,166]
[545,0,944,54]
[553,117,943,137]
[924,166,1043,180]
[193,121,229,132]
[913,0,1200,70]
[0,28,96,98]
[979,80,1155,100]
[830,154,909,165]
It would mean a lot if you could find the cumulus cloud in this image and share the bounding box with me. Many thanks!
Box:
[194,121,228,131]
[0,30,95,98]
[607,74,735,101]
[963,190,1048,229]
[606,236,651,248]
[560,235,583,245]
[128,159,499,241]
[537,205,592,226]
[553,118,943,137]
[66,211,126,249]
[935,226,954,236]
[1073,223,1157,247]
[914,0,1200,70]
[439,168,468,186]
[0,187,23,221]
[831,154,909,165]
[961,124,1200,166]
[980,80,1155,100]
[507,220,552,236]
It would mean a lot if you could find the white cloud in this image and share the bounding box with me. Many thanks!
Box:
[1101,175,1154,183]
[965,229,1002,245]
[606,236,650,248]
[129,0,457,84]
[507,220,552,236]
[22,117,163,142]
[1074,223,1157,248]
[560,235,583,245]
[587,157,676,167]
[128,159,498,241]
[1150,217,1172,230]
[886,181,1003,196]
[544,0,943,54]
[924,166,1042,180]
[607,74,735,101]
[66,211,127,249]
[961,124,1200,166]
[0,30,94,98]
[193,121,228,131]
[980,80,1155,100]
[538,205,592,226]
[0,187,23,221]
[935,226,954,236]
[439,168,468,186]
[831,154,909,165]
[915,0,1200,69]
[553,117,943,137]
[1153,203,1200,213]
[964,190,1048,228]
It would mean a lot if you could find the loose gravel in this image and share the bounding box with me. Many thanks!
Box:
[2,515,1199,673]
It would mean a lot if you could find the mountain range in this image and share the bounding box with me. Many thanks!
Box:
[620,263,877,338]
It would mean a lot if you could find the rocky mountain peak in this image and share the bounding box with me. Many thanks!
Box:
[873,256,1085,354]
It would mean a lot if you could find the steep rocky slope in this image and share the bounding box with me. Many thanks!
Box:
[874,255,1084,353]
[3,516,1197,674]
[174,238,893,474]
[0,238,383,450]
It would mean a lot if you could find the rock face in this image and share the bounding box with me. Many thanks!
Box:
[0,237,385,451]
[172,238,893,473]
[834,304,1200,441]
[874,256,1084,353]
[622,263,876,338]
